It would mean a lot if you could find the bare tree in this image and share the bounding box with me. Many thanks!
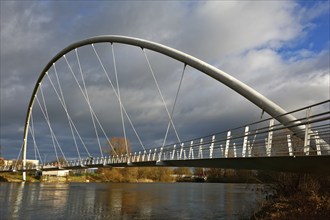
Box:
[105,137,131,156]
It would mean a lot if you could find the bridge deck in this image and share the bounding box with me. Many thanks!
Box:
[2,155,329,174]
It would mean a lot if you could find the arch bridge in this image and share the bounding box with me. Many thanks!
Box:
[1,36,329,180]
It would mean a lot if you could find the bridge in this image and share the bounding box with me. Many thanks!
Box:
[0,36,329,181]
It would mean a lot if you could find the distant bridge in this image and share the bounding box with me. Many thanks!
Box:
[0,36,329,180]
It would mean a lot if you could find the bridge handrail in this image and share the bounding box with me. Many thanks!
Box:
[158,99,330,150]
[1,100,328,174]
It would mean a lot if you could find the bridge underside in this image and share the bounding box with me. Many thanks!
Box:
[124,156,330,174]
[157,156,330,174]
[7,155,330,174]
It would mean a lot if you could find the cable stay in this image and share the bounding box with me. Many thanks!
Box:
[92,44,146,152]
[162,63,186,148]
[14,143,23,170]
[36,85,68,164]
[75,48,103,159]
[46,69,92,161]
[64,54,115,158]
[142,49,182,144]
[38,85,60,163]
[29,112,38,160]
[62,54,118,157]
[111,44,129,157]
[52,64,83,162]
[28,112,43,164]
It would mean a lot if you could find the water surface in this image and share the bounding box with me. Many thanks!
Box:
[0,182,262,219]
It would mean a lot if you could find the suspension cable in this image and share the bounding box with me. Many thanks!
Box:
[13,143,23,170]
[47,68,90,159]
[53,64,82,162]
[38,84,60,163]
[37,85,68,163]
[28,121,43,164]
[29,111,38,160]
[62,54,118,156]
[75,48,103,157]
[142,49,181,144]
[28,112,44,163]
[63,55,106,157]
[111,44,129,155]
[92,44,146,152]
[162,64,186,147]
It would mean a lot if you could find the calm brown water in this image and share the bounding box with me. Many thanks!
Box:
[0,182,262,219]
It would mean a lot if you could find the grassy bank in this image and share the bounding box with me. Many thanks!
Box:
[0,173,39,182]
[250,172,330,219]
[252,193,330,219]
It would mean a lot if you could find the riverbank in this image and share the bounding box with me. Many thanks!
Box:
[0,173,156,183]
[42,175,156,183]
[0,173,39,182]
[250,172,330,219]
[0,173,258,184]
[251,192,330,219]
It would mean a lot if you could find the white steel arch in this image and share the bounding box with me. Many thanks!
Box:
[21,35,299,180]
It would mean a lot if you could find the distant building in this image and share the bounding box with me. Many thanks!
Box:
[3,159,13,166]
[27,159,39,166]
[42,170,70,177]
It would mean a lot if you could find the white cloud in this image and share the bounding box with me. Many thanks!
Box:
[170,1,304,61]
[219,47,329,109]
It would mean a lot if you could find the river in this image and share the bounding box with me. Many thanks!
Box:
[0,182,263,219]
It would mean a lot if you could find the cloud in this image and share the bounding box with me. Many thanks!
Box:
[0,1,328,160]
[0,2,52,54]
[222,49,329,109]
[170,1,303,61]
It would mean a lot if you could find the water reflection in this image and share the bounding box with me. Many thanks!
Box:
[0,182,261,219]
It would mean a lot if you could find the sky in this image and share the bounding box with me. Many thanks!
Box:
[0,1,329,161]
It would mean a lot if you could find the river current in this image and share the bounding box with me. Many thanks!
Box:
[0,182,262,219]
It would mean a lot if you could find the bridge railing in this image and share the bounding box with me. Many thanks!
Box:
[152,100,329,160]
[72,99,328,166]
[1,100,329,172]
